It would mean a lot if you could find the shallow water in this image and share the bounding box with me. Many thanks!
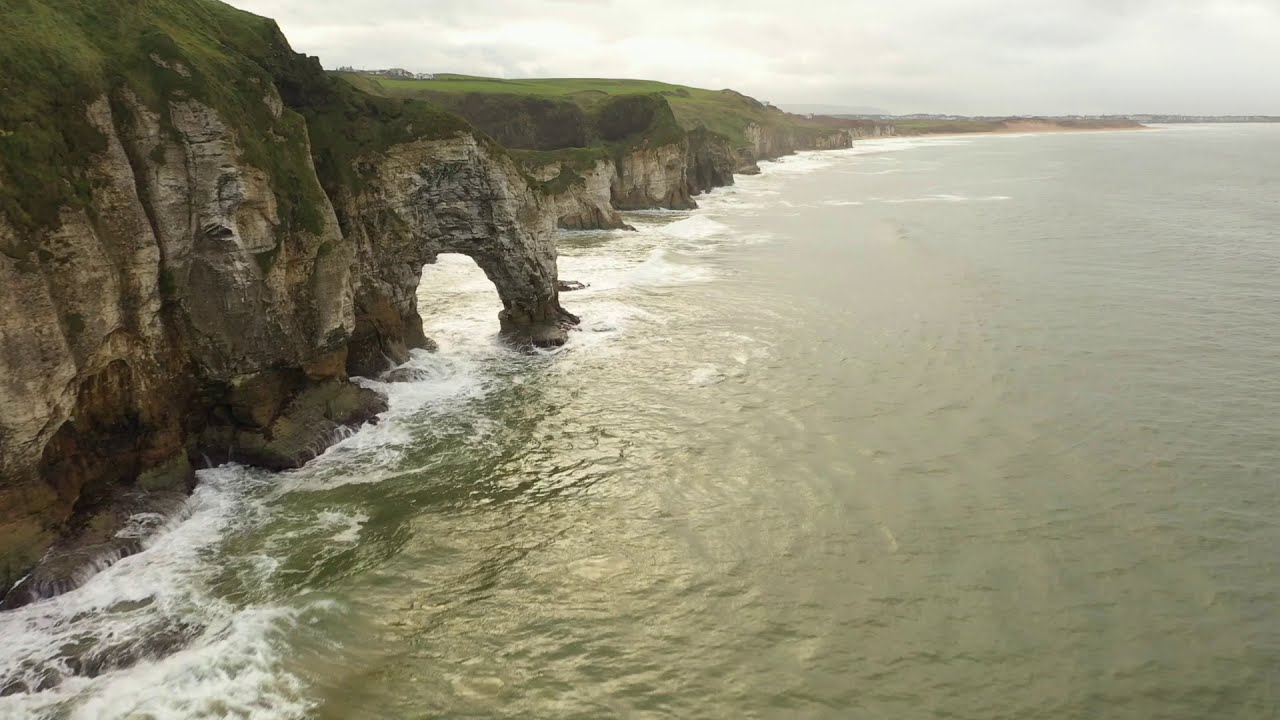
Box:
[3,125,1279,719]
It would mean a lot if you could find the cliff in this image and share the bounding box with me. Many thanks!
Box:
[343,75,859,227]
[0,3,868,607]
[0,0,573,607]
[686,127,738,196]
[524,155,632,231]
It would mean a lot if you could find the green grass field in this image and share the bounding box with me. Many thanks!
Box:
[0,0,322,235]
[0,0,473,241]
[338,73,827,147]
[367,74,698,98]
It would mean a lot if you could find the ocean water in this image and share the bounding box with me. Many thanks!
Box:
[2,125,1279,719]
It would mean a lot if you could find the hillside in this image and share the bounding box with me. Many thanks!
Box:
[0,0,472,238]
[324,72,863,231]
[332,72,854,165]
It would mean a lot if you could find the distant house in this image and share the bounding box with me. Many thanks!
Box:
[333,67,434,80]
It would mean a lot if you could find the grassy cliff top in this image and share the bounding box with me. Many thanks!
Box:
[335,73,830,147]
[0,0,471,239]
[0,0,301,234]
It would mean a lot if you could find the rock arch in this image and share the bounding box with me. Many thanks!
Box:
[342,135,577,378]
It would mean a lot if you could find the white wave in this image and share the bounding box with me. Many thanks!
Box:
[316,511,368,544]
[556,227,638,240]
[757,151,837,176]
[848,136,976,155]
[61,603,318,720]
[695,189,766,212]
[559,247,712,294]
[0,467,323,720]
[689,365,725,386]
[617,248,713,287]
[842,168,903,176]
[359,350,493,417]
[659,215,730,241]
[871,193,1012,204]
[558,301,655,358]
[622,208,689,217]
[244,554,282,582]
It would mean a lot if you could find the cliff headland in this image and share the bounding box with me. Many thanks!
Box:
[336,73,888,230]
[0,0,859,607]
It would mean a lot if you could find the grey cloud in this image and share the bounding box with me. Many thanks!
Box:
[228,0,1280,115]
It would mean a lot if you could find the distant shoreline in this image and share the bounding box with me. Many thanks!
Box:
[866,120,1154,140]
[994,119,1151,134]
[804,114,1148,139]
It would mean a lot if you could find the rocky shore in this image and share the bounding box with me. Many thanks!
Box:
[0,0,859,608]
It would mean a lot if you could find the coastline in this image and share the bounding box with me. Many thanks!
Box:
[875,122,1152,142]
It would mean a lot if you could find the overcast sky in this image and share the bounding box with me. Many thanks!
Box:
[226,0,1279,115]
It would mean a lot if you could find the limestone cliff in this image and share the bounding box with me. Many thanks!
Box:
[341,135,577,368]
[686,127,738,196]
[0,0,572,607]
[0,86,374,607]
[430,92,704,225]
[519,141,700,229]
[611,141,697,211]
[346,75,867,217]
[527,159,631,231]
[848,124,898,139]
[737,121,861,170]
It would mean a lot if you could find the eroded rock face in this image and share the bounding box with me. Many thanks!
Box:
[0,98,571,605]
[738,122,857,171]
[341,134,576,365]
[612,142,697,211]
[532,160,633,231]
[0,90,371,606]
[524,140,709,231]
[686,128,738,196]
[513,142,701,225]
[849,124,897,139]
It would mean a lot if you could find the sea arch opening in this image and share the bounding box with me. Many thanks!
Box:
[416,252,508,352]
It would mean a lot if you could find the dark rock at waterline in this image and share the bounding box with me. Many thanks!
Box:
[67,620,204,678]
[199,378,389,472]
[557,206,636,232]
[686,126,738,196]
[1,618,204,695]
[558,280,590,292]
[499,304,580,349]
[1,487,191,611]
[377,342,443,384]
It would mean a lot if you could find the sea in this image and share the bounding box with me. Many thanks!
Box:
[2,124,1278,719]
